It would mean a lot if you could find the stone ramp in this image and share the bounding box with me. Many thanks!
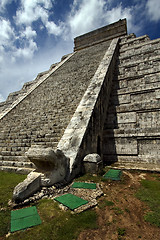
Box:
[102,34,160,171]
[58,38,119,179]
[0,40,111,173]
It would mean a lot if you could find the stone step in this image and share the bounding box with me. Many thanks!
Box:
[120,35,150,49]
[111,82,160,96]
[117,67,160,81]
[119,38,160,54]
[104,122,159,133]
[0,62,59,114]
[108,99,160,113]
[0,166,33,174]
[0,160,35,169]
[119,46,160,61]
[118,60,160,76]
[0,39,110,172]
[119,54,160,68]
[120,33,136,44]
[103,128,159,137]
[0,155,29,162]
[109,91,159,108]
[0,147,30,153]
[114,71,160,85]
[103,154,160,163]
[110,161,160,172]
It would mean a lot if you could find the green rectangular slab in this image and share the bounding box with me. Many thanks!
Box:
[103,169,122,180]
[71,182,96,189]
[54,193,88,210]
[11,206,38,220]
[11,214,42,232]
[11,206,41,232]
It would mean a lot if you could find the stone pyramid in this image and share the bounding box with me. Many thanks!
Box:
[0,18,159,181]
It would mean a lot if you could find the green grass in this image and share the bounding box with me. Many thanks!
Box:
[0,171,26,208]
[75,173,102,183]
[98,199,114,209]
[117,227,126,239]
[112,207,124,215]
[151,173,160,181]
[0,209,11,236]
[1,170,160,239]
[8,199,97,240]
[117,227,126,236]
[0,171,98,239]
[0,171,26,237]
[136,179,160,227]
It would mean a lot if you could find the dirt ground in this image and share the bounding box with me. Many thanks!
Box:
[77,171,160,240]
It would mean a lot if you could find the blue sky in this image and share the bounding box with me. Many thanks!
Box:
[0,0,160,102]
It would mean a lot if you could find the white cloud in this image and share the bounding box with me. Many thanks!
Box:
[146,0,160,22]
[0,17,38,64]
[45,21,63,36]
[0,17,15,47]
[0,38,73,102]
[68,0,106,37]
[15,0,62,36]
[67,0,139,38]
[0,0,146,103]
[21,26,37,39]
[104,4,141,34]
[0,0,13,11]
[15,0,53,25]
[14,39,38,59]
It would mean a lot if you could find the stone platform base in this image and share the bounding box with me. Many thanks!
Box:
[111,161,160,172]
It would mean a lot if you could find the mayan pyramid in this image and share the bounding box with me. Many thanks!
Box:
[0,19,160,178]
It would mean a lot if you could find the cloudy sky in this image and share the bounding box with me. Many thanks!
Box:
[0,0,160,102]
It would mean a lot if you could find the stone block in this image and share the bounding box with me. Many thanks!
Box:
[26,145,70,186]
[74,19,126,51]
[138,139,160,156]
[137,111,160,128]
[103,137,137,155]
[83,154,103,174]
[13,172,41,202]
[117,112,136,124]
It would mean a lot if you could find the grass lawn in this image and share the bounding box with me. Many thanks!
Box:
[8,199,97,240]
[0,170,160,239]
[136,179,160,227]
[0,171,26,236]
[0,171,98,240]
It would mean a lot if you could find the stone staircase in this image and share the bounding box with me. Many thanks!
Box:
[1,19,159,175]
[102,34,160,170]
[0,40,111,173]
[0,63,58,113]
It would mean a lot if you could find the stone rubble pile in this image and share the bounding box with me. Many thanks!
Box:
[9,182,103,213]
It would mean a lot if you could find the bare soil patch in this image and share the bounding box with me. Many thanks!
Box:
[77,171,160,240]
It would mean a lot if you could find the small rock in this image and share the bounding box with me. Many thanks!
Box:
[8,200,12,206]
[59,204,68,211]
[6,233,11,238]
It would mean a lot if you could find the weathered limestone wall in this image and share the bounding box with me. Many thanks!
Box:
[0,40,111,173]
[74,19,127,51]
[102,34,160,170]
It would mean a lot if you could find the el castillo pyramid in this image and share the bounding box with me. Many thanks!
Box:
[0,19,160,182]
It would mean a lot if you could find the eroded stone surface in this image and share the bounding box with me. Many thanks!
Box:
[13,172,41,202]
[83,153,103,174]
[26,146,70,185]
[13,146,70,202]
